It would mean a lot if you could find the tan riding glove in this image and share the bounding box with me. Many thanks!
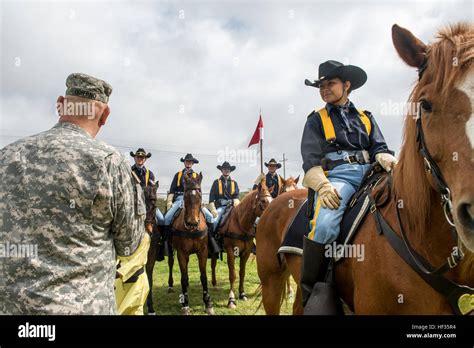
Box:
[254,173,265,185]
[375,153,398,173]
[303,166,342,210]
[166,193,174,211]
[233,199,241,207]
[208,202,218,218]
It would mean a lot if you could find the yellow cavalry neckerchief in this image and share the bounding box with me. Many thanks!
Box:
[317,107,372,141]
[218,177,235,196]
[177,170,197,187]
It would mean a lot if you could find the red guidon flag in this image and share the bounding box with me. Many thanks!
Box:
[248,114,264,147]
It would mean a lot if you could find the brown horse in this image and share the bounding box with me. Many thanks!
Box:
[143,179,177,314]
[145,225,175,314]
[281,175,300,193]
[171,172,214,315]
[280,176,300,299]
[210,179,274,308]
[257,22,474,315]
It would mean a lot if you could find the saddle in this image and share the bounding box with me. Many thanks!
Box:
[216,204,234,232]
[169,207,183,228]
[278,163,387,259]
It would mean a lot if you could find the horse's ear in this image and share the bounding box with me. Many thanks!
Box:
[392,24,427,68]
[295,175,300,185]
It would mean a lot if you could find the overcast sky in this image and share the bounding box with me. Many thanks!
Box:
[0,0,471,199]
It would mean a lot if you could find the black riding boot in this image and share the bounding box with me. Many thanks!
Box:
[162,225,172,257]
[155,225,165,262]
[208,223,222,255]
[300,236,343,315]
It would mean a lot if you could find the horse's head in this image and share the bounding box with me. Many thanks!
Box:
[144,182,157,234]
[392,23,474,252]
[182,172,203,230]
[281,175,300,192]
[255,179,273,217]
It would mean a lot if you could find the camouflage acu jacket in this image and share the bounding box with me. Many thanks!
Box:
[0,122,145,314]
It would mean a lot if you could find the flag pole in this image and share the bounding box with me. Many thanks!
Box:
[259,108,263,174]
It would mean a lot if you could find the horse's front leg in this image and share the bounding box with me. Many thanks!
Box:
[176,248,190,315]
[226,243,237,309]
[211,254,217,287]
[238,247,251,301]
[145,234,157,314]
[167,248,174,293]
[198,240,214,315]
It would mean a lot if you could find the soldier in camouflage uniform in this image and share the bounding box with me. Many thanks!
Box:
[0,73,145,315]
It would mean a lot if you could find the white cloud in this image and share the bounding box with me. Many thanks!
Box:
[1,0,471,198]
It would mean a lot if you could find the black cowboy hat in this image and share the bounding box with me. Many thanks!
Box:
[130,148,151,158]
[217,161,236,172]
[304,60,367,91]
[265,158,282,169]
[180,153,199,164]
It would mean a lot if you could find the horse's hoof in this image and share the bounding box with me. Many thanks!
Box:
[182,306,191,315]
[167,287,174,293]
[239,293,248,301]
[227,300,237,309]
[147,312,156,315]
[206,307,215,315]
[212,281,217,287]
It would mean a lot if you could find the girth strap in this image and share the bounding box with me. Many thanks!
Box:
[171,228,207,239]
[223,231,255,241]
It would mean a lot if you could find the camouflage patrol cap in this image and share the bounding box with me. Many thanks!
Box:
[65,73,112,103]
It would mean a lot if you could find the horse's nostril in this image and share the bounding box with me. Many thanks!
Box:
[457,199,474,231]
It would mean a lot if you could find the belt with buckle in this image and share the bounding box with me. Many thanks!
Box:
[321,151,370,171]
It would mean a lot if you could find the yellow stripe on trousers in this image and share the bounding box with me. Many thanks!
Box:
[308,196,322,240]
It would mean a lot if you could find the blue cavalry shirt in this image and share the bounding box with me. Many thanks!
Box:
[300,100,393,173]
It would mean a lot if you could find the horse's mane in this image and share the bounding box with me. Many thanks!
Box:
[393,22,474,239]
[427,22,474,100]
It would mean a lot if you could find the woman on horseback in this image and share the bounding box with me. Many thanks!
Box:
[300,60,398,314]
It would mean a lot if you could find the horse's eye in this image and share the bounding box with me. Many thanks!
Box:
[420,99,432,113]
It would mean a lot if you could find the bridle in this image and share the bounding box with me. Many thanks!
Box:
[414,59,464,267]
[369,57,473,315]
[254,190,272,217]
[183,184,202,231]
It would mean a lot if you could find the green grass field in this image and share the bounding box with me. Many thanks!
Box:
[146,252,296,315]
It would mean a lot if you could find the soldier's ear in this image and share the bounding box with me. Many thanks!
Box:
[98,106,110,127]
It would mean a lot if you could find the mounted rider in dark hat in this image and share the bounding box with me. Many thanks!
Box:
[253,158,283,198]
[130,148,164,227]
[205,161,241,236]
[164,153,200,227]
[300,60,397,314]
